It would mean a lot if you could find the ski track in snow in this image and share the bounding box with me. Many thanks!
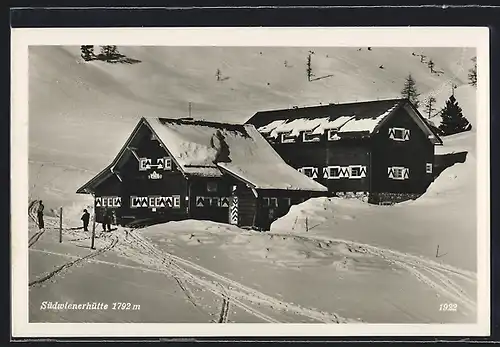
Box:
[29,233,119,288]
[267,232,476,313]
[28,221,476,321]
[120,229,352,324]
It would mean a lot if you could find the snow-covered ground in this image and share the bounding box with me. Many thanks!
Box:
[29,217,476,323]
[26,45,479,324]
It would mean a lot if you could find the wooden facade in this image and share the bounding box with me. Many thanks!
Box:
[246,99,443,204]
[77,117,327,230]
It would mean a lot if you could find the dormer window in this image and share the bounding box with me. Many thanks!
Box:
[280,131,297,144]
[263,133,274,141]
[388,127,410,141]
[302,130,321,143]
[327,129,341,141]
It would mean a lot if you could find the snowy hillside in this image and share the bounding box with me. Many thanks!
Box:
[29,45,475,211]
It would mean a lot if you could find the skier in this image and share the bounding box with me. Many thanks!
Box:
[102,208,112,232]
[81,209,90,231]
[37,200,45,231]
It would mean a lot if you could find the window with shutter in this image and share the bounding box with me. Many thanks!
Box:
[388,166,410,180]
[280,132,297,143]
[303,130,321,143]
[388,127,410,141]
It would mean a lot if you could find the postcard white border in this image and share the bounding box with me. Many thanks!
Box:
[11,27,490,337]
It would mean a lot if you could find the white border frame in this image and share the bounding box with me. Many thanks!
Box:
[11,27,490,337]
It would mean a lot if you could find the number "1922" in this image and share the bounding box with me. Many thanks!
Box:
[439,303,458,311]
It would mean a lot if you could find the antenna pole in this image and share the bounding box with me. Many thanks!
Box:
[188,102,192,118]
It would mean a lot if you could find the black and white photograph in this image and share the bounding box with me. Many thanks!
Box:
[11,27,490,337]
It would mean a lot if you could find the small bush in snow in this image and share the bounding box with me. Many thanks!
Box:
[100,45,120,59]
[80,45,95,61]
[306,53,313,82]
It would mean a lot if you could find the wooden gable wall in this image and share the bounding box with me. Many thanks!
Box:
[371,106,435,195]
[93,124,190,226]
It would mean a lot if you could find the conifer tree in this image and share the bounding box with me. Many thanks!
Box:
[427,59,435,73]
[439,94,472,135]
[401,73,421,108]
[100,45,119,59]
[424,96,437,119]
[80,45,95,61]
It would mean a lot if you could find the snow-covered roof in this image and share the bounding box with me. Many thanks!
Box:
[77,117,327,193]
[255,104,399,137]
[311,116,355,135]
[338,105,397,133]
[265,117,329,138]
[248,99,443,144]
[148,118,327,191]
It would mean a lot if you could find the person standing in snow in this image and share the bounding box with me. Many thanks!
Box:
[102,208,112,232]
[37,200,45,231]
[81,209,90,231]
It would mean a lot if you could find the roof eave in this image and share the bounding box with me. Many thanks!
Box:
[75,117,149,194]
[75,166,113,194]
[216,164,258,189]
[402,101,444,145]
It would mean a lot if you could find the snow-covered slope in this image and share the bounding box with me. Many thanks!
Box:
[29,45,475,211]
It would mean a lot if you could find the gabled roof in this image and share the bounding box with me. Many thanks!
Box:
[77,117,327,194]
[246,98,443,145]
